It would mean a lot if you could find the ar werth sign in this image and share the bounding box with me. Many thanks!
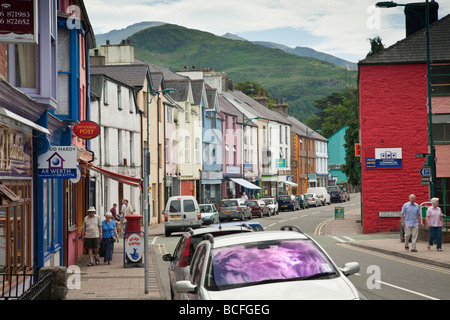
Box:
[37,146,78,179]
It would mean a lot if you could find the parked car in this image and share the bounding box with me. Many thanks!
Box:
[305,193,321,207]
[211,221,264,232]
[326,186,350,203]
[173,225,365,300]
[162,225,253,299]
[294,194,309,209]
[261,198,279,215]
[308,187,331,205]
[218,199,252,222]
[199,204,220,225]
[278,195,301,211]
[246,200,270,218]
[163,196,201,237]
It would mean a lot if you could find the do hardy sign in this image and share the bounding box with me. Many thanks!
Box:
[38,146,78,179]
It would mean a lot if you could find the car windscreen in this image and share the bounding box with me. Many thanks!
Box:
[220,200,238,207]
[206,240,337,291]
[200,205,212,213]
[246,201,257,206]
[263,199,273,204]
[279,196,291,201]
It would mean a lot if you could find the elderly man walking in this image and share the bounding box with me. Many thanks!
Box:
[401,194,423,252]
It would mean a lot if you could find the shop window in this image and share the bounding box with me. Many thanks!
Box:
[431,64,450,96]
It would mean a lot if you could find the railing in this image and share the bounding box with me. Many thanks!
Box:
[0,265,50,300]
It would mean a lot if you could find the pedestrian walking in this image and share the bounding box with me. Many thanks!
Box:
[81,207,102,266]
[401,194,422,252]
[122,199,134,233]
[100,212,120,264]
[426,198,445,252]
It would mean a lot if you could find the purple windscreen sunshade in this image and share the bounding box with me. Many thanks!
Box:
[211,241,334,287]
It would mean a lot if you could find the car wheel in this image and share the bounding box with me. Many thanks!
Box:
[164,229,171,237]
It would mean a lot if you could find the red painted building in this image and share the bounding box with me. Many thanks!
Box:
[359,13,450,233]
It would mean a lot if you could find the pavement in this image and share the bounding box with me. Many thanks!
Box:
[65,202,450,300]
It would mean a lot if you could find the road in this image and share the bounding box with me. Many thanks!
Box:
[150,194,450,300]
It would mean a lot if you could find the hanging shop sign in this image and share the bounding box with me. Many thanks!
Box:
[73,120,100,140]
[37,146,78,179]
[0,0,38,44]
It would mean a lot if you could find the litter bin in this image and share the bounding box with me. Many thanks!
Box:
[334,207,344,219]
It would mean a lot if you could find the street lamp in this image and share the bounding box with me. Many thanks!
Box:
[376,0,435,197]
[144,86,175,294]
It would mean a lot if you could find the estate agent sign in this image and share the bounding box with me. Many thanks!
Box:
[0,0,38,44]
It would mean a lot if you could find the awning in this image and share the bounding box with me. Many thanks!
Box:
[79,160,142,188]
[0,107,50,134]
[230,178,261,190]
[280,180,298,187]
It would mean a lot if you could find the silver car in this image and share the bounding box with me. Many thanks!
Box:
[219,199,252,221]
[305,193,321,207]
[162,225,253,299]
[174,226,365,300]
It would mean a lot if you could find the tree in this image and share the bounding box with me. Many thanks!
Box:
[234,81,276,107]
[366,36,385,57]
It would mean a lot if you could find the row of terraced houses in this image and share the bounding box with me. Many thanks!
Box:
[0,0,335,275]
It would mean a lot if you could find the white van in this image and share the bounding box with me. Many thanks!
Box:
[163,196,202,237]
[307,187,331,206]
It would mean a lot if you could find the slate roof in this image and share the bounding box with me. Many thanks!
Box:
[90,64,150,89]
[287,116,328,142]
[218,94,256,127]
[359,14,450,65]
[165,79,192,102]
[223,90,291,126]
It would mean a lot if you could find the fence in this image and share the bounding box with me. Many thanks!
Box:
[0,265,52,300]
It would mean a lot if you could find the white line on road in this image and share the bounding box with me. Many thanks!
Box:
[301,215,308,218]
[377,280,440,300]
[343,236,356,241]
[151,236,159,245]
[268,223,277,228]
[331,236,347,243]
[289,217,298,220]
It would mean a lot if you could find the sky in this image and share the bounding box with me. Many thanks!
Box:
[84,0,450,63]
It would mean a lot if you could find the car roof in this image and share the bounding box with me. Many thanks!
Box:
[186,225,252,236]
[207,230,309,248]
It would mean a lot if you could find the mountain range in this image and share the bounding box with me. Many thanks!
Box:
[95,22,357,121]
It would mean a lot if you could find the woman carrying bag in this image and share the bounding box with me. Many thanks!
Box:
[100,212,120,264]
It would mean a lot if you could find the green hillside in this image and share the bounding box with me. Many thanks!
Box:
[129,24,357,121]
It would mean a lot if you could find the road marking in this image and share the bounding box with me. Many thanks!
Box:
[289,217,298,220]
[268,223,276,228]
[151,236,159,245]
[331,236,347,243]
[314,217,334,235]
[338,243,450,275]
[376,280,439,300]
[301,215,308,218]
[343,236,356,241]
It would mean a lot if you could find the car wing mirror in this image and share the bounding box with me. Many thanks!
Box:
[162,253,173,262]
[174,280,197,294]
[340,262,360,276]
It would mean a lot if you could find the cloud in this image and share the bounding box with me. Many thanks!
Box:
[84,0,450,62]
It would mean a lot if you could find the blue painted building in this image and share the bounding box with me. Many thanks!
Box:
[200,85,223,205]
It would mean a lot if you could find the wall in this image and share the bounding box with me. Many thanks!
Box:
[359,64,429,233]
[0,44,7,79]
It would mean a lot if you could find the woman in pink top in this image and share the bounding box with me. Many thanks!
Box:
[426,198,445,251]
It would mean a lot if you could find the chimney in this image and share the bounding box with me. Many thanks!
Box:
[90,49,105,66]
[272,99,289,117]
[405,1,439,37]
[253,94,269,108]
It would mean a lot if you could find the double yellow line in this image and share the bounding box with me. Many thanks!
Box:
[314,217,334,235]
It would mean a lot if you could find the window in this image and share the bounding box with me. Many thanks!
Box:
[129,90,134,113]
[195,139,200,164]
[433,123,450,143]
[167,106,173,122]
[165,139,169,163]
[431,63,450,96]
[117,86,122,110]
[185,136,190,163]
[103,79,109,105]
[185,103,190,122]
[0,181,32,267]
[13,44,36,89]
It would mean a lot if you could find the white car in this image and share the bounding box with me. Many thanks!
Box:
[261,198,279,215]
[305,193,321,207]
[174,226,365,300]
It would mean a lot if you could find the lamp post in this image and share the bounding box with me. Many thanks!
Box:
[376,0,435,197]
[144,86,175,293]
